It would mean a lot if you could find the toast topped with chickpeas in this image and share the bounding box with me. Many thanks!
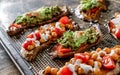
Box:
[42,45,120,75]
[75,0,106,22]
[20,16,78,61]
[7,5,70,36]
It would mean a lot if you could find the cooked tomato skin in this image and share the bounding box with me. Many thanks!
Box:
[115,28,120,39]
[54,28,64,37]
[23,40,33,50]
[102,55,115,69]
[59,16,70,24]
[60,67,73,75]
[74,53,90,63]
[55,44,72,53]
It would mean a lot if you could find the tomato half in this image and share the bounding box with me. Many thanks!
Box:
[27,33,34,38]
[102,55,115,69]
[60,67,73,75]
[74,53,90,63]
[23,40,33,50]
[35,31,41,40]
[54,28,64,37]
[115,28,120,39]
[55,44,72,53]
[59,16,70,24]
[90,7,99,13]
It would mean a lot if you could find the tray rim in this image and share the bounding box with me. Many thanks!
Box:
[0,27,34,75]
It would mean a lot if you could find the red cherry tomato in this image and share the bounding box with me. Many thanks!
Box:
[115,28,120,39]
[59,16,70,24]
[35,31,41,40]
[109,21,115,29]
[59,48,72,53]
[55,44,72,53]
[23,40,33,50]
[60,67,73,75]
[27,33,34,38]
[90,7,99,13]
[102,55,115,69]
[74,53,90,63]
[54,28,64,37]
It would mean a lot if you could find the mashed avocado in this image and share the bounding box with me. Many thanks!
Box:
[14,5,61,25]
[81,0,100,11]
[57,27,99,50]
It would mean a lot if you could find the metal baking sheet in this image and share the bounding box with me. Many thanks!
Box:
[0,0,120,75]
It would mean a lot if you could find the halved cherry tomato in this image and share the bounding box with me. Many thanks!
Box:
[74,53,90,63]
[90,7,99,13]
[60,67,73,75]
[59,16,70,24]
[102,55,115,69]
[10,23,21,28]
[115,28,120,39]
[23,40,33,50]
[55,44,72,53]
[59,48,72,53]
[109,20,115,29]
[27,33,34,38]
[35,31,41,40]
[54,28,64,37]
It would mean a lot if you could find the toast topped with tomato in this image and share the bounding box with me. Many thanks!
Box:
[75,0,106,21]
[50,25,102,59]
[7,5,70,36]
[42,45,120,75]
[21,16,77,61]
[109,12,120,40]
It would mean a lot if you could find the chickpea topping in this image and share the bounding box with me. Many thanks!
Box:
[44,66,51,75]
[51,68,58,75]
[93,68,102,75]
[40,29,45,34]
[99,51,106,57]
[51,32,57,37]
[78,67,84,75]
[48,35,52,40]
[69,58,75,64]
[96,48,102,52]
[111,53,119,61]
[91,53,98,60]
[114,48,120,55]
[90,51,96,56]
[88,59,94,67]
[40,38,45,43]
[104,47,111,54]
[27,44,35,50]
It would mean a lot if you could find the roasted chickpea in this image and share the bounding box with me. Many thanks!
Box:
[88,59,94,67]
[103,47,111,54]
[111,53,119,61]
[40,29,45,34]
[66,24,73,29]
[93,68,102,75]
[57,71,60,75]
[43,66,51,75]
[27,44,35,50]
[74,65,79,71]
[96,48,102,52]
[114,48,120,55]
[99,51,106,57]
[94,61,102,68]
[115,12,120,18]
[51,68,58,75]
[51,32,57,37]
[78,67,84,75]
[48,35,52,40]
[90,51,96,56]
[91,53,98,60]
[40,38,45,43]
[69,58,75,64]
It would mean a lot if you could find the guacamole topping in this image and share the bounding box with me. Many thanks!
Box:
[14,6,61,25]
[57,27,99,50]
[81,0,100,11]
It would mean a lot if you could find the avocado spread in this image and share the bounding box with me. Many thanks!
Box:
[57,27,99,50]
[14,6,61,25]
[81,0,100,11]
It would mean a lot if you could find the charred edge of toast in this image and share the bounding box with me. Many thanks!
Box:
[50,25,102,59]
[7,6,70,36]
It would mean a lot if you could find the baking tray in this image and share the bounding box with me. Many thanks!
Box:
[0,0,120,75]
